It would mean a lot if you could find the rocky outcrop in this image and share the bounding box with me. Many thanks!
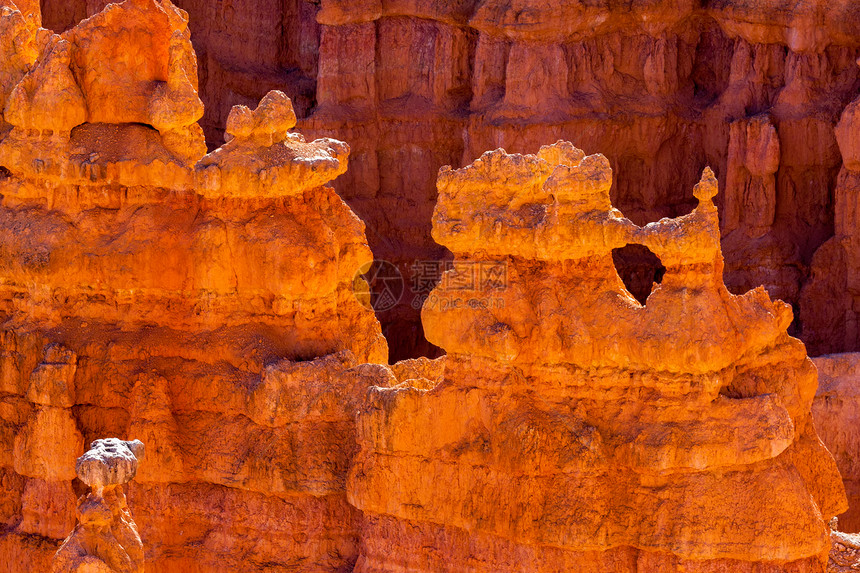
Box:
[813,353,860,533]
[0,1,388,570]
[829,528,860,571]
[1,0,856,570]
[31,0,853,361]
[51,439,145,573]
[31,1,860,362]
[349,142,846,571]
[304,0,859,361]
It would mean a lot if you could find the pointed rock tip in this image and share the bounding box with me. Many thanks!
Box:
[694,166,718,203]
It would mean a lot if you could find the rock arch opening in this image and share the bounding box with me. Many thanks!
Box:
[612,244,666,305]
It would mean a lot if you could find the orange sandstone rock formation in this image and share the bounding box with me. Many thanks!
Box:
[32,0,850,361]
[303,0,859,361]
[349,143,846,572]
[0,1,388,570]
[31,1,860,362]
[0,0,854,570]
[51,438,145,573]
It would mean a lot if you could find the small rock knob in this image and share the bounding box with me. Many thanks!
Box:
[75,438,145,490]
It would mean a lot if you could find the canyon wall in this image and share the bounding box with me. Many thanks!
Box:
[0,0,857,571]
[39,0,860,361]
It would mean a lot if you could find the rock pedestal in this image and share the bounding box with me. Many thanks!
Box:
[51,438,145,573]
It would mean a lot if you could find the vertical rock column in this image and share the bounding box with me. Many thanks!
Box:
[13,345,82,540]
[802,58,860,354]
[723,114,780,237]
[51,438,145,573]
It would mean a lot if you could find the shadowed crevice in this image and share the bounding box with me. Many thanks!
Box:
[612,244,666,305]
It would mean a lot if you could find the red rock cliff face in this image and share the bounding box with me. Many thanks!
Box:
[40,0,860,361]
[0,1,389,570]
[0,1,853,570]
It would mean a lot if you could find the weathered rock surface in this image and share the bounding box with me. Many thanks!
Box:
[813,353,860,533]
[349,142,847,571]
[802,63,860,356]
[35,0,860,361]
[75,439,145,493]
[51,438,145,573]
[829,528,860,571]
[0,0,857,571]
[0,1,388,570]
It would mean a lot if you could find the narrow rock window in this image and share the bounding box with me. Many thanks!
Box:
[611,244,666,305]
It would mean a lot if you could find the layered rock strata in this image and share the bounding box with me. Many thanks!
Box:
[0,1,387,570]
[51,438,146,573]
[349,142,847,572]
[32,1,860,361]
[0,0,855,570]
[303,1,860,360]
[33,0,855,360]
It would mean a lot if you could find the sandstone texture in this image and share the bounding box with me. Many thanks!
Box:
[349,143,847,572]
[51,438,145,573]
[0,0,856,571]
[34,0,860,361]
[829,528,860,571]
[0,1,389,570]
[813,353,860,533]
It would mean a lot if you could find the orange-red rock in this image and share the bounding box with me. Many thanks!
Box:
[802,63,860,356]
[0,1,388,570]
[51,438,146,573]
[349,143,846,572]
[813,353,860,533]
[30,1,860,363]
[0,0,858,571]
